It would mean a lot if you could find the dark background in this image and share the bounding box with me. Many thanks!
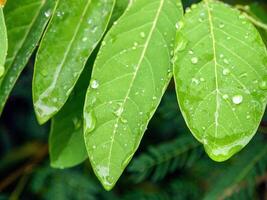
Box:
[0,0,267,199]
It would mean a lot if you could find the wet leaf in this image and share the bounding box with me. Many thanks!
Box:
[173,1,267,161]
[84,0,183,190]
[49,61,93,169]
[0,8,7,77]
[33,0,115,124]
[0,0,56,115]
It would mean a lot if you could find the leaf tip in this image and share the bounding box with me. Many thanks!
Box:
[203,143,243,162]
[91,164,118,191]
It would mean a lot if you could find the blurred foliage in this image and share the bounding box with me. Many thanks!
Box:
[0,0,267,199]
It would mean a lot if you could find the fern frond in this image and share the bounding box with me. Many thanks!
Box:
[128,135,202,182]
[204,136,267,200]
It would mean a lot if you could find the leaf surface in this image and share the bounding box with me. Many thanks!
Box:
[0,8,7,73]
[0,0,56,114]
[49,62,91,168]
[173,1,267,161]
[84,0,183,190]
[33,0,115,124]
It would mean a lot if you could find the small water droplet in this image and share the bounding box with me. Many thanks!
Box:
[223,68,230,75]
[44,10,51,18]
[232,95,243,105]
[191,57,198,64]
[192,78,199,85]
[176,21,184,30]
[114,106,123,116]
[219,22,225,28]
[223,58,229,64]
[259,81,267,90]
[140,32,146,38]
[90,79,99,89]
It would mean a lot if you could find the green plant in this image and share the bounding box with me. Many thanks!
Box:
[0,0,266,192]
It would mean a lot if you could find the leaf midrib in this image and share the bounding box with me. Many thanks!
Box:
[106,0,165,171]
[2,1,43,78]
[36,0,92,102]
[205,0,220,138]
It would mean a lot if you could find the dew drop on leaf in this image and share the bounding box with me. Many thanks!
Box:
[191,57,198,64]
[223,68,230,75]
[90,79,99,89]
[84,111,96,132]
[232,95,243,105]
[259,81,267,90]
[140,32,146,38]
[44,10,51,18]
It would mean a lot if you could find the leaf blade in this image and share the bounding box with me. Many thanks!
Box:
[84,0,183,190]
[33,0,115,124]
[0,8,7,70]
[0,0,56,115]
[173,1,267,162]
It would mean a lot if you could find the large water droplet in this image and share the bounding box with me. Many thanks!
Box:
[232,95,243,105]
[84,111,96,132]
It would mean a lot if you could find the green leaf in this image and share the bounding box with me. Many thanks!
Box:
[0,0,56,115]
[49,56,95,169]
[0,8,7,74]
[84,0,183,190]
[33,0,115,124]
[173,1,267,162]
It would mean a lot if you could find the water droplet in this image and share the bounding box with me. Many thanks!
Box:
[192,78,199,85]
[114,107,123,116]
[191,57,198,64]
[232,95,243,105]
[219,22,225,28]
[188,50,194,55]
[84,111,96,132]
[185,7,191,13]
[223,68,230,75]
[90,79,99,89]
[44,10,51,18]
[223,58,229,64]
[175,21,184,30]
[259,81,267,90]
[82,37,88,42]
[0,65,5,77]
[140,32,146,38]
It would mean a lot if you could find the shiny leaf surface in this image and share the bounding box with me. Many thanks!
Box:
[0,0,56,115]
[33,0,115,124]
[84,0,183,190]
[173,1,267,162]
